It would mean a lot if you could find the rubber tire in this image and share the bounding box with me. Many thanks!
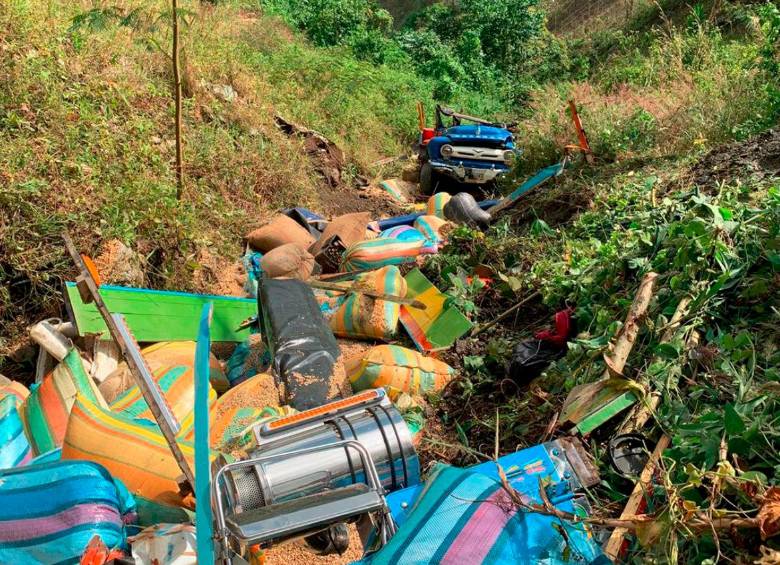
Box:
[419,162,437,195]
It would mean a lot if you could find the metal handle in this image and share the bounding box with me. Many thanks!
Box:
[212,439,392,552]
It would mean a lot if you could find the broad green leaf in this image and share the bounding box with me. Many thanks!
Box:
[724,404,746,436]
[655,343,681,359]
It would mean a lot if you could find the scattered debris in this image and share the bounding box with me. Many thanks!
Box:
[0,119,641,564]
[211,83,237,103]
[399,268,473,352]
[275,114,346,187]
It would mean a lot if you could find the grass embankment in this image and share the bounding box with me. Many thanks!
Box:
[2,0,780,560]
[0,0,433,360]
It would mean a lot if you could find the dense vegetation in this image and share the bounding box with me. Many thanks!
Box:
[419,2,780,561]
[2,0,780,560]
[259,0,562,111]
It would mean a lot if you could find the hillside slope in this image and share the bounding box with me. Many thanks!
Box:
[1,0,431,356]
[2,0,780,561]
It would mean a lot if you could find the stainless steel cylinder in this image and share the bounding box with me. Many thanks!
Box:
[222,391,420,512]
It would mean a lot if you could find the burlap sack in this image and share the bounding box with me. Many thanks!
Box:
[246,215,316,253]
[309,212,371,255]
[260,243,315,279]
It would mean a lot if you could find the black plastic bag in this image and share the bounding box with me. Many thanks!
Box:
[506,339,565,385]
[258,277,341,409]
[443,192,492,226]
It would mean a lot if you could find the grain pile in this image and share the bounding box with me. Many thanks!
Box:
[263,524,365,565]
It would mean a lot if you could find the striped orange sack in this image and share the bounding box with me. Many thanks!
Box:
[181,372,294,451]
[345,345,455,396]
[340,238,423,272]
[206,406,292,453]
[0,381,29,407]
[329,266,408,340]
[20,349,107,455]
[426,192,452,218]
[61,394,221,508]
[108,342,218,437]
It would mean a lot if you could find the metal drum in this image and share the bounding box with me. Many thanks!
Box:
[220,389,420,512]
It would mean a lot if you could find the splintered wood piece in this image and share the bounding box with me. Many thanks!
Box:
[603,435,671,561]
[602,272,658,378]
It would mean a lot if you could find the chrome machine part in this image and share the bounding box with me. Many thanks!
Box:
[545,436,600,489]
[221,389,420,513]
[212,440,397,563]
[447,146,506,162]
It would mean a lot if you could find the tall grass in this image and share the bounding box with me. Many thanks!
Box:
[514,5,780,174]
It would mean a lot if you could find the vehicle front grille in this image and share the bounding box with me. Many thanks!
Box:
[448,146,505,162]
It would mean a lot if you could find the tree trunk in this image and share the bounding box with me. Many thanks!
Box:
[172,0,184,198]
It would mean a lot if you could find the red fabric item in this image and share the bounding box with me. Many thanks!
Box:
[535,308,574,348]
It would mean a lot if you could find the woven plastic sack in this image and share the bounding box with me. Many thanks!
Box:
[20,349,106,456]
[108,342,218,437]
[28,448,61,465]
[134,497,194,527]
[242,250,264,298]
[0,459,136,563]
[211,372,281,421]
[207,406,291,452]
[100,341,227,402]
[0,396,31,469]
[130,524,196,565]
[341,238,423,272]
[413,215,449,251]
[0,381,29,407]
[427,192,452,218]
[345,345,455,396]
[359,463,603,565]
[329,266,407,340]
[61,394,219,508]
[310,212,372,255]
[314,288,344,318]
[378,225,426,243]
[378,225,437,256]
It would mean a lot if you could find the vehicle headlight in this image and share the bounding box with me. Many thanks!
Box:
[440,144,454,158]
[503,150,516,164]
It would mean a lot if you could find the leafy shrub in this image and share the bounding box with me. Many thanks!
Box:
[260,0,551,112]
[261,0,393,47]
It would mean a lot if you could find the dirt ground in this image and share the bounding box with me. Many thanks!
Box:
[318,182,406,219]
[688,127,780,189]
[191,247,247,296]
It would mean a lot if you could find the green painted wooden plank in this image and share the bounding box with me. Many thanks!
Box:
[575,391,638,435]
[65,282,256,342]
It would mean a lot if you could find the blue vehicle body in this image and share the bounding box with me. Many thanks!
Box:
[421,111,521,189]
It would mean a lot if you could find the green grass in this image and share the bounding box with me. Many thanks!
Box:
[0,0,438,358]
[511,3,780,176]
